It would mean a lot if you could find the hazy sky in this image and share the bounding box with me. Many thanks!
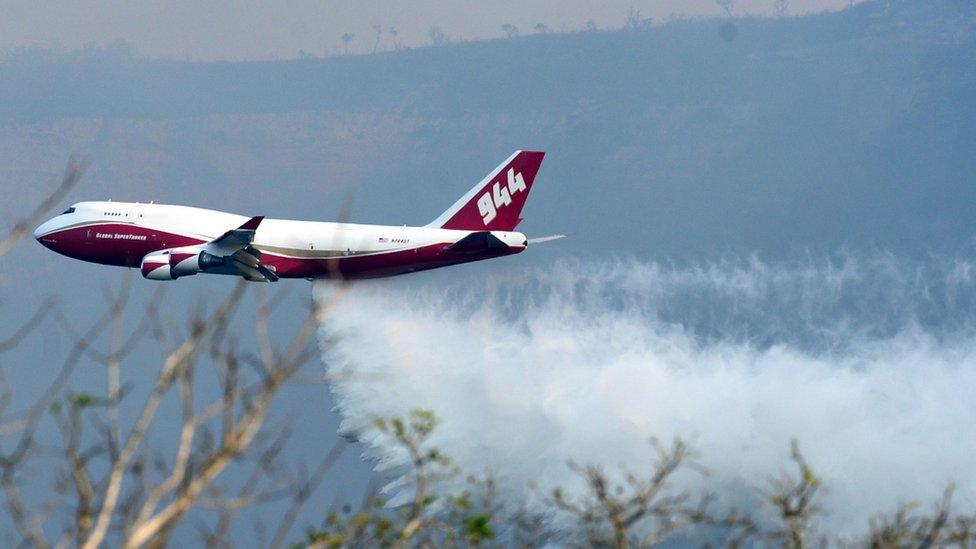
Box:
[1,0,861,61]
[0,2,972,544]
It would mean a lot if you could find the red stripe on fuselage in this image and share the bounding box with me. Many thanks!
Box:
[37,223,205,267]
[259,243,521,279]
[38,222,523,279]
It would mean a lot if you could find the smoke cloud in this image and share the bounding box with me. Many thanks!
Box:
[315,255,976,536]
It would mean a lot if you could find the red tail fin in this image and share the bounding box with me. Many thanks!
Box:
[428,151,545,231]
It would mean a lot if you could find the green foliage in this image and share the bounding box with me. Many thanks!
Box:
[303,500,400,548]
[410,409,437,437]
[463,515,494,541]
[72,393,103,408]
[448,494,471,512]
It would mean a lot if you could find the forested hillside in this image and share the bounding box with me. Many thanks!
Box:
[2,0,974,260]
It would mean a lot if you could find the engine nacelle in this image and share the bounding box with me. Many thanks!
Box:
[141,251,177,280]
[169,250,202,278]
[141,248,225,280]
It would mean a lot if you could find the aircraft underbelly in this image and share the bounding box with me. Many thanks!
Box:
[260,242,520,279]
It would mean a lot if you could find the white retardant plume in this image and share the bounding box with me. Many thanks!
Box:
[315,256,976,537]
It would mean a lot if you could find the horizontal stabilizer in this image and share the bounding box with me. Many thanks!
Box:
[527,234,567,245]
[444,232,509,255]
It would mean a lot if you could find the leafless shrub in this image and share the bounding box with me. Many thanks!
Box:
[765,439,822,549]
[341,33,355,55]
[864,487,976,548]
[716,0,736,17]
[774,0,790,18]
[428,26,448,47]
[548,438,706,548]
[0,160,351,547]
[372,25,383,53]
[626,8,653,30]
[389,27,401,50]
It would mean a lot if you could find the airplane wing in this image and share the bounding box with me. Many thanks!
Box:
[203,216,279,282]
[229,247,279,282]
[206,216,264,255]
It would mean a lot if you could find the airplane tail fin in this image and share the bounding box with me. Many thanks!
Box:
[427,150,545,231]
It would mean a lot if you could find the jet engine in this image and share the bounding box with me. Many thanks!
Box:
[140,248,225,280]
[141,250,176,280]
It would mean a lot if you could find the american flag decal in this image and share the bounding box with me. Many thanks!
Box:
[378,237,388,243]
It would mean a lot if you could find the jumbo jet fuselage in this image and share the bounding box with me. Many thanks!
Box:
[34,151,549,281]
[35,201,527,280]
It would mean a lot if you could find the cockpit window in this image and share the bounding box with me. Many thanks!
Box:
[61,207,76,215]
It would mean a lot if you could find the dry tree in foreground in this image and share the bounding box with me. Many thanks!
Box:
[765,439,822,549]
[548,437,704,548]
[0,161,350,547]
[1,278,349,548]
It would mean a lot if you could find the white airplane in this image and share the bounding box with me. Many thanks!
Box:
[34,151,562,281]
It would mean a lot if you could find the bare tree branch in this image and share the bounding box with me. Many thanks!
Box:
[269,443,345,548]
[0,157,87,262]
[0,298,54,354]
[83,282,245,549]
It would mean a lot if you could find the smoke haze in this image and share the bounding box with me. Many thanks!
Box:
[1,0,863,61]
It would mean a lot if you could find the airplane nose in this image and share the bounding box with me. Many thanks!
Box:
[34,218,57,242]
